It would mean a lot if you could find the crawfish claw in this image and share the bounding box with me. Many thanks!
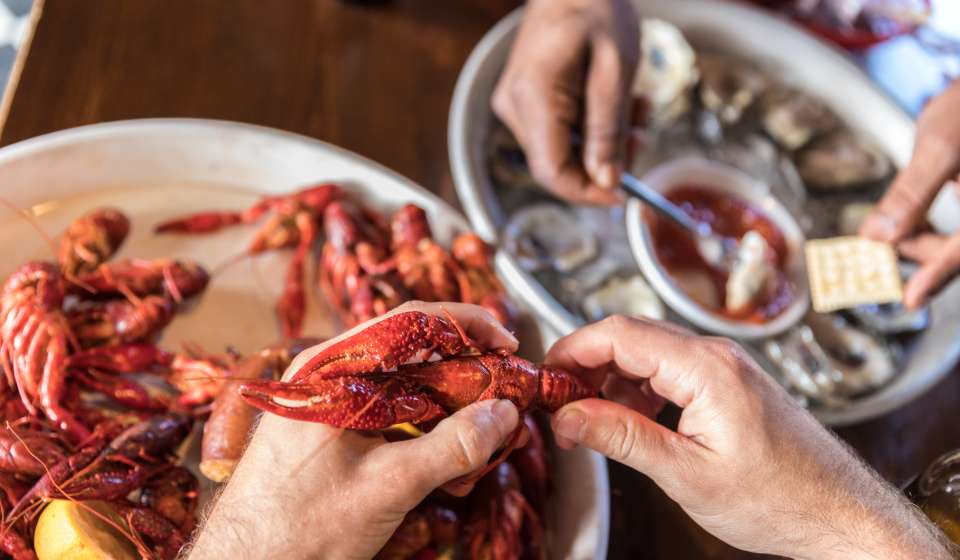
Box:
[238,377,443,430]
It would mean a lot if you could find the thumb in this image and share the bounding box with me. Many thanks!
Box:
[380,399,519,506]
[551,398,687,476]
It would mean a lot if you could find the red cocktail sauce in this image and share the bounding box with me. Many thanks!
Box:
[648,185,794,323]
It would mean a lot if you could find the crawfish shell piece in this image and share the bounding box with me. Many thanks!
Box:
[504,204,598,273]
[582,273,664,322]
[795,130,892,191]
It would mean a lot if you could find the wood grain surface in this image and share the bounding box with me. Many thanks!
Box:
[3,1,958,558]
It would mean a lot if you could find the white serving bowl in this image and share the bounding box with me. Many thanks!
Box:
[626,157,810,340]
[0,119,609,559]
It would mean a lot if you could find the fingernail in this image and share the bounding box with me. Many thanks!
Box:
[597,163,620,190]
[553,408,586,442]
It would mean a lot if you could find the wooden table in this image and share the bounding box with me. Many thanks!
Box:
[4,1,959,558]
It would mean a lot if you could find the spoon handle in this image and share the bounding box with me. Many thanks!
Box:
[620,172,708,236]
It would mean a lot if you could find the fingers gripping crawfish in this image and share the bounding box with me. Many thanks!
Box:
[239,311,595,429]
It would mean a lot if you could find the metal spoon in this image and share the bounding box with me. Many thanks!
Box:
[620,171,739,270]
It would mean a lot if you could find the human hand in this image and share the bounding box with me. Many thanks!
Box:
[860,80,960,309]
[545,316,953,560]
[189,302,522,560]
[492,0,639,205]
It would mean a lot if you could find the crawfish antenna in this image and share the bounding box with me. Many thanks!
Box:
[0,197,58,258]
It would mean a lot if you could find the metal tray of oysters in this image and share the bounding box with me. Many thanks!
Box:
[449,0,960,426]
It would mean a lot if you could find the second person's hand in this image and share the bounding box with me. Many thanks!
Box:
[861,80,960,309]
[545,316,952,560]
[492,0,639,205]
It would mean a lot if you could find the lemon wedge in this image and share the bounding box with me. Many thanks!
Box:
[35,499,137,560]
[389,422,424,438]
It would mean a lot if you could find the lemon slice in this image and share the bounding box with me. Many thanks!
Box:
[35,500,137,560]
[389,422,424,438]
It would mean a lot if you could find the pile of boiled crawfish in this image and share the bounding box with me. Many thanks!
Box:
[0,183,596,559]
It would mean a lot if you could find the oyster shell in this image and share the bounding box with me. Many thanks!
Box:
[726,231,777,313]
[633,19,698,126]
[761,88,839,151]
[504,204,598,273]
[837,202,875,235]
[805,313,897,396]
[582,273,665,322]
[795,130,892,191]
[697,54,766,125]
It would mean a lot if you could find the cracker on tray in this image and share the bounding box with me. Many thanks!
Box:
[804,236,903,313]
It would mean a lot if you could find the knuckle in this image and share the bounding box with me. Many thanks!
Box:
[601,417,639,463]
[450,420,489,471]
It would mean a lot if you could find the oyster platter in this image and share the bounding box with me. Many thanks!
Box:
[450,0,960,425]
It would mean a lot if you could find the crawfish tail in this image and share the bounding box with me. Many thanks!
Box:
[400,354,595,413]
[200,339,320,482]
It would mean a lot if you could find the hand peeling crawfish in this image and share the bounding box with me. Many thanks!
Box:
[239,310,595,429]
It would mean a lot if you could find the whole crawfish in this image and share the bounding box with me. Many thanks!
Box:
[58,207,130,277]
[463,462,543,560]
[451,233,519,333]
[66,295,176,348]
[0,262,91,442]
[7,413,192,522]
[238,310,595,429]
[154,183,341,236]
[319,201,408,327]
[156,184,342,338]
[387,204,463,303]
[70,258,209,302]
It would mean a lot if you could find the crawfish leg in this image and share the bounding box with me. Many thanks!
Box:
[154,211,245,234]
[39,332,92,443]
[238,377,444,430]
[276,211,318,338]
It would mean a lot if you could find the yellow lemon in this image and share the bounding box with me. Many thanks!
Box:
[34,499,137,560]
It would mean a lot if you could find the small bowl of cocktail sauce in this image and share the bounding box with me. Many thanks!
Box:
[626,157,808,339]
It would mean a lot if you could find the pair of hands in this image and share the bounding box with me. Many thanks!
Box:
[189,302,952,560]
[497,0,960,310]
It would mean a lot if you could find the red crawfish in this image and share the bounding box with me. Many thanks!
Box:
[66,295,176,348]
[0,261,91,442]
[238,310,595,429]
[153,183,342,236]
[58,207,130,277]
[319,201,408,327]
[387,204,463,303]
[463,462,542,560]
[155,184,342,338]
[377,505,459,560]
[6,413,193,523]
[0,425,67,477]
[69,258,209,302]
[451,232,519,333]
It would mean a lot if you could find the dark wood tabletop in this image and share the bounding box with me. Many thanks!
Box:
[3,1,958,558]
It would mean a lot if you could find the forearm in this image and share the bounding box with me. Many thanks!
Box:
[797,455,954,560]
[187,448,319,559]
